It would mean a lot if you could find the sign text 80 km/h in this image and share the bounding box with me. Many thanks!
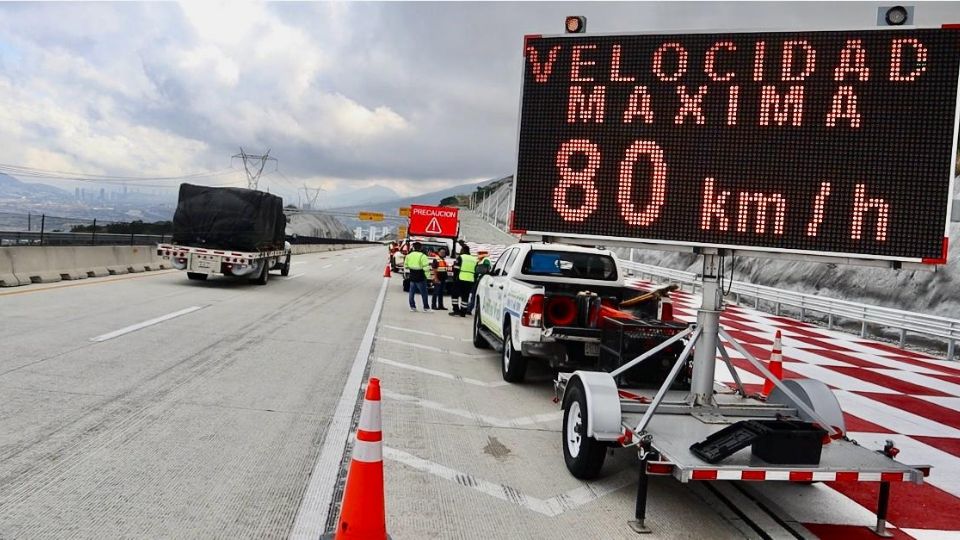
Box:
[513,29,960,263]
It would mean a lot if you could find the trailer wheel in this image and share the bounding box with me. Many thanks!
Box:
[187,272,207,281]
[281,254,291,276]
[501,321,527,383]
[251,261,269,285]
[562,379,607,479]
[473,307,489,349]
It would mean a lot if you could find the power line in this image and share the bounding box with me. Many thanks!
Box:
[0,162,235,183]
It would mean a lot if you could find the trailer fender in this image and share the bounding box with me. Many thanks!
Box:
[566,371,623,442]
[768,378,846,434]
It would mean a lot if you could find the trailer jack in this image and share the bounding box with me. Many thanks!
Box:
[629,436,656,534]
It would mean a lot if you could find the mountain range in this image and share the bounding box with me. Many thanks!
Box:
[0,173,72,200]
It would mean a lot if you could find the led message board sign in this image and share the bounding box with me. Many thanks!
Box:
[513,29,960,263]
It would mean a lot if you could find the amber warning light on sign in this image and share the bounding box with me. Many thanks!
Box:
[512,28,960,263]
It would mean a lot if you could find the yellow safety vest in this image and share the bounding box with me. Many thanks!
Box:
[404,251,429,270]
[458,254,478,282]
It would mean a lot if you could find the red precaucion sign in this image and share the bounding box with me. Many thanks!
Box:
[408,205,459,238]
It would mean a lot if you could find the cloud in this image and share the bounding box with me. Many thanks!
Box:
[0,1,959,203]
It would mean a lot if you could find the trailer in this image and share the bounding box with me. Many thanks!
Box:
[157,242,291,284]
[554,252,930,536]
[511,23,958,536]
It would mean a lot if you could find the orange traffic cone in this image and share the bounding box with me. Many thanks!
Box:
[330,378,389,540]
[760,330,784,399]
[383,264,391,278]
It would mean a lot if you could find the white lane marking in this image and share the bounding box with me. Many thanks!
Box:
[920,396,960,412]
[902,530,960,540]
[290,277,390,540]
[321,264,333,269]
[833,390,960,438]
[381,325,470,342]
[287,273,306,280]
[872,368,960,396]
[376,357,507,387]
[292,261,309,266]
[381,388,560,428]
[384,446,634,517]
[89,306,206,342]
[784,363,895,394]
[848,431,960,499]
[377,337,492,358]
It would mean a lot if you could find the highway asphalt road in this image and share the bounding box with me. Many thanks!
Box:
[0,246,385,538]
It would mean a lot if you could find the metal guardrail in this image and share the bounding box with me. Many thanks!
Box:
[469,184,959,359]
[620,260,960,361]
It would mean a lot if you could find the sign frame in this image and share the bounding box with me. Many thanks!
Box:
[408,204,460,238]
[510,26,960,267]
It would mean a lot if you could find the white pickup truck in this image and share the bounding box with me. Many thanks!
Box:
[158,241,292,285]
[472,243,685,383]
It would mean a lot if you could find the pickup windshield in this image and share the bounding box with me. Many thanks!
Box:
[520,250,618,281]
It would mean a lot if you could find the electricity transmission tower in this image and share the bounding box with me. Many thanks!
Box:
[301,183,324,210]
[231,148,277,190]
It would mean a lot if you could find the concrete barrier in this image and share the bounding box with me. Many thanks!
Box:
[290,243,367,255]
[0,243,362,288]
[0,245,168,287]
[0,248,26,287]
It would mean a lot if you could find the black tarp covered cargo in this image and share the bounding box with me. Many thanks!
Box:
[172,184,285,252]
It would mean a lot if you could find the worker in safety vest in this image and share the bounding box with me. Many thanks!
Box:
[449,244,477,317]
[424,250,438,283]
[404,241,431,312]
[430,247,449,311]
[461,250,491,316]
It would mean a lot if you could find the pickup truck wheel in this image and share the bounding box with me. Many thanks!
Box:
[501,322,527,383]
[250,261,269,285]
[473,308,489,349]
[562,379,607,479]
[187,272,207,281]
[281,254,291,276]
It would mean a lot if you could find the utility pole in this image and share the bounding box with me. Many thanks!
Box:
[231,147,277,191]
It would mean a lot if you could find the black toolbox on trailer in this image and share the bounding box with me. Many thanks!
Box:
[599,317,689,389]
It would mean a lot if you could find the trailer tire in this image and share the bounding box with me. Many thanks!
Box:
[562,379,607,479]
[501,321,527,383]
[473,307,489,349]
[187,272,207,281]
[281,254,291,276]
[251,261,269,285]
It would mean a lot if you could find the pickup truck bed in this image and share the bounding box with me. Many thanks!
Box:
[473,242,684,384]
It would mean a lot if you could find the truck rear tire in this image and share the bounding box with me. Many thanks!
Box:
[473,308,490,349]
[187,272,208,281]
[501,321,527,383]
[562,379,607,480]
[281,254,291,276]
[251,261,269,285]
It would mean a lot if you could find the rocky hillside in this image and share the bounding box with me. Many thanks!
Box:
[285,212,353,239]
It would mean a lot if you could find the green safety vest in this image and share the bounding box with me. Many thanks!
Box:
[458,254,478,282]
[404,251,430,270]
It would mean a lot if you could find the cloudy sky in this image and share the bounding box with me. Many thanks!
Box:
[1,1,958,201]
